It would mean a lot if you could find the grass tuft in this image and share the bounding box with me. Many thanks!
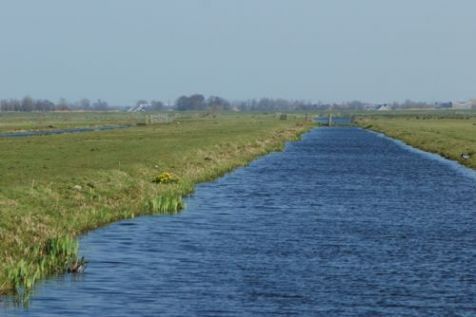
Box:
[3,236,81,300]
[146,194,184,214]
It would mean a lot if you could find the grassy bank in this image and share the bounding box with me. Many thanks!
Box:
[0,112,314,294]
[355,113,476,169]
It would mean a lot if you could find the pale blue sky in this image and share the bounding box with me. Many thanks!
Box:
[0,0,475,105]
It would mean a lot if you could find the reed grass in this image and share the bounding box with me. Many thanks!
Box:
[3,236,79,303]
[146,194,184,214]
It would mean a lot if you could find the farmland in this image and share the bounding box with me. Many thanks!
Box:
[0,112,314,294]
[354,111,476,169]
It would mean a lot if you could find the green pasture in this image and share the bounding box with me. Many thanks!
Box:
[355,112,476,169]
[0,112,313,295]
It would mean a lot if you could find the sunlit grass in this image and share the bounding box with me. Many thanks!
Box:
[146,194,184,214]
[355,113,476,169]
[0,112,314,294]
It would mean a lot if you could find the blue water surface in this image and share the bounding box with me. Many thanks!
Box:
[3,127,476,316]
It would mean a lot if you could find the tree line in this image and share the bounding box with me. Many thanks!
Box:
[139,95,443,112]
[0,94,448,112]
[0,97,113,112]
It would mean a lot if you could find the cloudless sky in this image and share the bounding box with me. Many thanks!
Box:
[0,0,475,105]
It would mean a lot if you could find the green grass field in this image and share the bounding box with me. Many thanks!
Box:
[355,112,476,169]
[0,111,150,132]
[0,112,314,295]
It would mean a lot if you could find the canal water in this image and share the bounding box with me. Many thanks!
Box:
[3,127,476,316]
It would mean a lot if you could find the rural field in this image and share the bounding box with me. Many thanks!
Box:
[3,0,476,315]
[0,111,149,132]
[0,112,313,295]
[354,111,476,169]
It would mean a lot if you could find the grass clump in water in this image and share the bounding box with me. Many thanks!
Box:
[3,236,81,299]
[146,194,184,214]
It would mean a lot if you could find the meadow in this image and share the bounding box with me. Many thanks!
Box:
[0,111,314,295]
[0,111,150,132]
[354,111,476,169]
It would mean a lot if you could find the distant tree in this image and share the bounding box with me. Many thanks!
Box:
[175,96,189,111]
[347,100,365,110]
[176,94,206,111]
[56,98,70,111]
[206,96,230,111]
[79,98,91,110]
[149,100,164,111]
[136,99,148,107]
[11,99,21,111]
[189,94,206,110]
[21,96,34,112]
[35,99,55,111]
[0,99,13,111]
[92,99,109,111]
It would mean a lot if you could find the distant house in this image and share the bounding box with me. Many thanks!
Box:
[128,104,149,112]
[452,100,473,110]
[377,104,391,111]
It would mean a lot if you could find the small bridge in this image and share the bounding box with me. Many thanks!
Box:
[316,114,353,127]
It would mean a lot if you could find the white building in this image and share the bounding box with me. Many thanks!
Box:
[452,100,475,110]
[128,104,149,112]
[377,104,391,111]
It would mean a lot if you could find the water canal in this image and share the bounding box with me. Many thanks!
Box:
[3,127,476,316]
